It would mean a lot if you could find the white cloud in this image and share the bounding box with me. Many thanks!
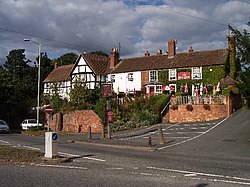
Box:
[0,0,249,64]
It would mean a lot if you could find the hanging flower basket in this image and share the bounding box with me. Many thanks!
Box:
[170,104,178,110]
[186,104,193,111]
[203,104,210,111]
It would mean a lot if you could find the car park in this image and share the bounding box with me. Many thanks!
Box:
[0,119,9,133]
[20,119,43,130]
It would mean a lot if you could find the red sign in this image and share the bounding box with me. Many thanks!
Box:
[45,105,53,115]
[102,84,112,96]
[178,72,191,80]
[105,110,113,123]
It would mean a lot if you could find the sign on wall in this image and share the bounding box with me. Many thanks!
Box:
[177,72,191,80]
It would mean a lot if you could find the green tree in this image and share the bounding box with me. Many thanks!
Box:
[0,49,38,126]
[53,52,77,66]
[229,24,250,107]
[69,79,89,109]
[90,51,108,57]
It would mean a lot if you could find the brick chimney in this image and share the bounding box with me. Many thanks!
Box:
[157,49,163,56]
[144,51,150,57]
[168,39,176,58]
[109,48,119,69]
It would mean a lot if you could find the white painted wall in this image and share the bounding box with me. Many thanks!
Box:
[108,71,141,93]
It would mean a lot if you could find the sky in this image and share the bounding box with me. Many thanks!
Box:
[0,0,250,65]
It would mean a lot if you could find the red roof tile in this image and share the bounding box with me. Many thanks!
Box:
[80,53,109,76]
[111,49,228,73]
[43,64,74,83]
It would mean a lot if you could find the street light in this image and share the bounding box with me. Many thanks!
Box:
[24,39,41,127]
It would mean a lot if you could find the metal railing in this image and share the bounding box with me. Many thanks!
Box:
[174,95,226,105]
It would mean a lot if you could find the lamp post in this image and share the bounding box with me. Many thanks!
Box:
[24,39,41,127]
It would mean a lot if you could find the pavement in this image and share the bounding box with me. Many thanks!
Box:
[57,119,225,151]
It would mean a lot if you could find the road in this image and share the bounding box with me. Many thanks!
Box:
[0,109,250,186]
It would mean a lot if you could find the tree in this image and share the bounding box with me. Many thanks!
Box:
[53,52,77,66]
[90,51,109,57]
[228,24,250,107]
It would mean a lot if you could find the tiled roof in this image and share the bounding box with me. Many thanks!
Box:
[80,53,109,76]
[111,49,228,73]
[43,64,74,83]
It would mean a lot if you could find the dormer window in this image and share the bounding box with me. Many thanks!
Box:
[192,67,202,79]
[169,69,177,81]
[128,73,133,81]
[149,70,157,82]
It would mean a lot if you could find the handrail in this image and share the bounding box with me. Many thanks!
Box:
[160,100,171,118]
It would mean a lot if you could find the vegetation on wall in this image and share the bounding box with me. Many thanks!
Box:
[158,65,226,95]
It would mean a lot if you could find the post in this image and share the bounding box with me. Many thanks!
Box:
[88,126,92,140]
[101,125,105,139]
[158,125,166,145]
[148,136,152,147]
[107,123,111,139]
[47,115,50,132]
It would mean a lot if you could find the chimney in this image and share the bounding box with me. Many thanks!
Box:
[188,46,194,52]
[157,49,163,56]
[144,51,150,57]
[109,48,119,69]
[168,39,176,58]
[54,62,58,69]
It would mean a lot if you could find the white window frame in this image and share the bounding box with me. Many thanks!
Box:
[192,67,202,79]
[155,85,162,93]
[149,70,158,82]
[128,73,133,81]
[169,69,177,81]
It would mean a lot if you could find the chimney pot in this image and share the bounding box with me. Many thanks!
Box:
[54,63,58,69]
[144,51,150,57]
[157,49,163,56]
[188,46,194,52]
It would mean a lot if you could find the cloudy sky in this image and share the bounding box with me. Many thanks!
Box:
[0,0,250,65]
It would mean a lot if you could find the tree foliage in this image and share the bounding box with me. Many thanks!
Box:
[229,24,250,107]
[53,52,77,66]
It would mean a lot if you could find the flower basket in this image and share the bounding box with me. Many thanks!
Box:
[170,104,178,110]
[203,104,210,111]
[186,104,193,111]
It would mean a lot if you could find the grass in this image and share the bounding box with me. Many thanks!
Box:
[0,145,43,164]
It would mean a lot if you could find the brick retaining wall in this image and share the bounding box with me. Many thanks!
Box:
[169,104,228,123]
[48,110,102,133]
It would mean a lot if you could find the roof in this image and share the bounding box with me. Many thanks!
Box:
[76,53,109,76]
[43,64,74,83]
[111,49,228,73]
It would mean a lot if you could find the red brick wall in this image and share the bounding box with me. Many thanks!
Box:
[48,110,102,133]
[169,104,227,123]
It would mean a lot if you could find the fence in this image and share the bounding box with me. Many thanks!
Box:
[174,95,227,105]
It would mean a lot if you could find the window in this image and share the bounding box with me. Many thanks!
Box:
[169,69,177,81]
[192,67,202,79]
[110,75,115,82]
[128,73,133,81]
[155,85,162,93]
[169,84,176,93]
[149,70,157,82]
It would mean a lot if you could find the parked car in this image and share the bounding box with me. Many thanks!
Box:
[0,120,9,133]
[20,119,43,130]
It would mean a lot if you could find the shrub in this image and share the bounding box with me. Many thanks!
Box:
[170,104,178,110]
[186,104,193,111]
[203,104,210,110]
